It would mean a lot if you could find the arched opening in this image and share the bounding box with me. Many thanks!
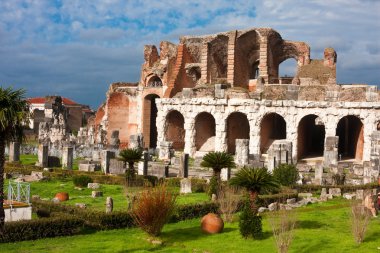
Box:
[208,35,228,83]
[147,76,163,87]
[143,94,159,149]
[250,60,260,79]
[278,58,297,84]
[260,113,286,154]
[297,115,325,160]
[336,115,364,161]
[227,112,250,154]
[165,110,185,150]
[195,112,215,151]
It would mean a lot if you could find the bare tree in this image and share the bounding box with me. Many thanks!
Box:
[268,209,297,253]
[351,200,372,244]
[217,185,242,222]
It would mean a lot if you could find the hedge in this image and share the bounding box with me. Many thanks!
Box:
[294,183,378,193]
[0,215,84,243]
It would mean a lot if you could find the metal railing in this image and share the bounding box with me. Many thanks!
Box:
[7,181,30,204]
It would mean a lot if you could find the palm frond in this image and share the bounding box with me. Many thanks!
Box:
[118,148,143,163]
[200,151,235,172]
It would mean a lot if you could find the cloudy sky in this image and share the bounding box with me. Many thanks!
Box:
[0,0,379,108]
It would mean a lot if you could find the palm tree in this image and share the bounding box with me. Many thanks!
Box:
[200,151,235,182]
[118,148,143,179]
[0,87,29,234]
[230,167,279,212]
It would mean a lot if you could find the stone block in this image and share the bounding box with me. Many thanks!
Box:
[235,139,249,166]
[268,202,278,211]
[329,188,341,197]
[267,140,292,171]
[287,198,297,204]
[62,146,74,170]
[298,193,313,199]
[92,191,103,198]
[9,142,20,162]
[180,178,192,194]
[88,183,100,189]
[37,144,48,167]
[101,150,115,174]
[109,159,125,175]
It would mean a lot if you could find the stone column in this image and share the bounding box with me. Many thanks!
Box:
[314,162,323,185]
[62,146,74,170]
[106,197,113,214]
[179,153,189,178]
[200,43,208,84]
[101,150,115,174]
[158,141,173,160]
[227,31,236,85]
[235,139,249,166]
[37,144,48,167]
[323,136,339,167]
[9,142,20,162]
[267,140,292,171]
[215,117,227,152]
[184,118,196,156]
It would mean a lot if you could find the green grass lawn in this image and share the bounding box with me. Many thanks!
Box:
[1,199,379,253]
[7,179,209,211]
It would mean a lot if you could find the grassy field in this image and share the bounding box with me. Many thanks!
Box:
[1,199,379,253]
[5,178,209,211]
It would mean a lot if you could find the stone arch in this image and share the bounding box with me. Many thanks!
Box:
[146,75,163,87]
[336,115,364,161]
[278,58,297,83]
[260,112,286,154]
[165,110,185,150]
[143,94,160,149]
[226,112,250,154]
[235,30,261,88]
[297,114,325,160]
[208,35,228,83]
[194,112,216,151]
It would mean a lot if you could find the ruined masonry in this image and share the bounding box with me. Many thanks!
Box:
[80,27,380,184]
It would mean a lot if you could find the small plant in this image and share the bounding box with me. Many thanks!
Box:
[217,185,242,222]
[207,176,219,197]
[118,148,143,183]
[73,175,93,188]
[239,199,262,239]
[332,173,345,185]
[273,164,299,187]
[131,184,177,236]
[351,201,371,244]
[268,209,297,253]
[200,151,235,183]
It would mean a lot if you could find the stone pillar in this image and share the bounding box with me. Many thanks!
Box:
[227,31,236,85]
[158,141,173,160]
[221,168,231,181]
[323,136,339,167]
[200,43,208,84]
[258,36,269,84]
[9,142,20,162]
[215,84,227,99]
[101,150,115,174]
[184,118,195,156]
[179,153,189,178]
[235,139,249,166]
[62,146,74,170]
[215,116,227,153]
[314,162,323,185]
[143,151,149,176]
[129,134,143,149]
[180,178,192,194]
[267,140,292,172]
[37,144,48,167]
[106,197,113,214]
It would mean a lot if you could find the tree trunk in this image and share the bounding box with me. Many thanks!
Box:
[214,169,222,198]
[249,190,259,213]
[0,136,6,235]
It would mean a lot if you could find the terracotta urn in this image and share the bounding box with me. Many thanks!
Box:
[55,192,69,202]
[201,213,224,234]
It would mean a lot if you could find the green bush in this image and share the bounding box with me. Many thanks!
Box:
[239,200,263,239]
[172,202,219,222]
[0,215,84,243]
[273,164,299,187]
[163,177,181,187]
[73,175,93,188]
[207,176,218,197]
[191,178,208,193]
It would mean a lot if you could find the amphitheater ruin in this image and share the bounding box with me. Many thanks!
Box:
[29,27,380,185]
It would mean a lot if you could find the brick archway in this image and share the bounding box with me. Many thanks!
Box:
[260,113,286,154]
[195,112,215,151]
[297,114,325,160]
[336,115,364,161]
[226,112,250,154]
[165,110,185,150]
[143,94,160,149]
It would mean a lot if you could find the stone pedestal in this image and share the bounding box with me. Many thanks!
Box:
[314,162,323,185]
[9,142,20,162]
[106,197,113,214]
[235,139,249,166]
[158,141,173,160]
[179,153,189,178]
[37,144,48,167]
[101,150,115,174]
[267,140,292,171]
[109,159,125,174]
[324,136,338,167]
[180,178,192,194]
[62,146,74,169]
[221,168,231,181]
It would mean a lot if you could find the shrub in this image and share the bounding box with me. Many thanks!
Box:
[351,201,371,244]
[131,184,177,236]
[172,202,219,222]
[217,185,242,222]
[73,175,93,188]
[239,199,262,239]
[0,215,84,243]
[273,164,299,187]
[268,209,297,253]
[191,178,208,193]
[207,176,218,197]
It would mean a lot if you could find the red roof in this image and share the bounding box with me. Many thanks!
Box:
[27,97,78,105]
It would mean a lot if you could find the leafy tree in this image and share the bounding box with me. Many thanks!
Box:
[0,87,29,234]
[118,148,143,180]
[273,164,299,187]
[230,167,279,212]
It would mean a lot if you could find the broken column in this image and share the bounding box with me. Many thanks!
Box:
[324,136,339,167]
[267,140,292,171]
[235,139,249,166]
[101,150,115,174]
[106,197,113,214]
[62,145,74,170]
[37,144,48,167]
[129,134,143,149]
[179,153,189,178]
[158,141,173,160]
[314,162,323,185]
[9,142,20,162]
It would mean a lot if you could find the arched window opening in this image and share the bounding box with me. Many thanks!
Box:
[227,112,250,154]
[147,76,163,87]
[165,110,185,150]
[297,115,325,160]
[260,113,286,154]
[195,112,215,152]
[143,94,159,149]
[279,58,297,84]
[336,115,364,161]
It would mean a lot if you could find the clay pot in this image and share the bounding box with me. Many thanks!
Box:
[55,192,69,202]
[201,213,224,234]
